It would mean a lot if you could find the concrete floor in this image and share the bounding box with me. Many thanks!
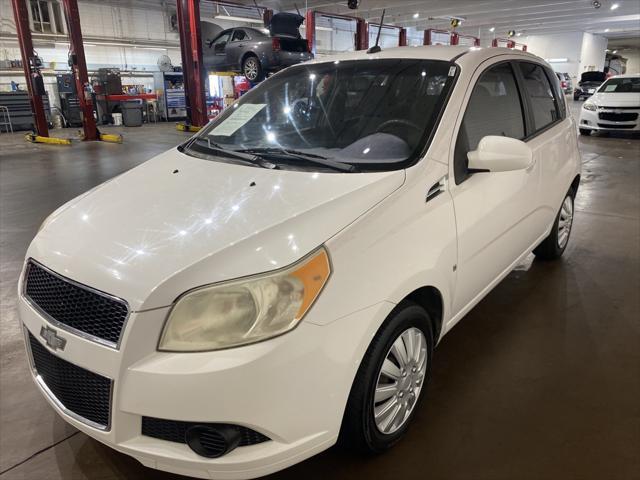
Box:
[0,104,638,480]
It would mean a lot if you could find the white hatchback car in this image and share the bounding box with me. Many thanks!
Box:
[579,74,640,135]
[19,46,580,479]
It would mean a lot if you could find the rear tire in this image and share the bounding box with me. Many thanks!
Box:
[573,94,580,101]
[534,190,575,261]
[579,128,591,136]
[340,302,434,453]
[242,55,263,82]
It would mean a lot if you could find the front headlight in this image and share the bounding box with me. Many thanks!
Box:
[158,247,331,352]
[583,102,597,111]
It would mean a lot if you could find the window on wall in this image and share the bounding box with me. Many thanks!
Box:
[518,62,560,132]
[30,0,63,34]
[454,62,525,184]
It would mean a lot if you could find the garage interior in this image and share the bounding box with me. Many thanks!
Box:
[0,1,638,479]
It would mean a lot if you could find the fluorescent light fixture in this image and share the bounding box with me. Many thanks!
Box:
[613,50,618,53]
[604,28,610,32]
[610,3,619,9]
[516,32,522,36]
[214,14,261,23]
[489,27,495,32]
[300,26,333,32]
[545,58,569,63]
[413,13,419,19]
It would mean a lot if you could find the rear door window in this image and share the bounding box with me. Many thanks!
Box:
[232,30,247,42]
[518,62,561,132]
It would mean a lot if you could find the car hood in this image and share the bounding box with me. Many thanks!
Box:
[27,148,404,310]
[589,92,640,106]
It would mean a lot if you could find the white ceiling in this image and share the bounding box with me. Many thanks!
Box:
[254,0,640,39]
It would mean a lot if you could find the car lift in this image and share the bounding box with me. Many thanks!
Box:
[11,0,121,144]
[60,0,122,143]
[11,0,71,145]
[175,1,273,132]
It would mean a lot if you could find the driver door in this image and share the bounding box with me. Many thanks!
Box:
[449,60,541,318]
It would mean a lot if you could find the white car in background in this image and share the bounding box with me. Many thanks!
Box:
[579,74,640,135]
[19,46,580,479]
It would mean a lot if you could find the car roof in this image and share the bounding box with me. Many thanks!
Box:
[305,45,546,68]
[609,73,639,78]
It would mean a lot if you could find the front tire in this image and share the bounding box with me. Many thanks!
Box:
[534,190,575,260]
[340,303,434,453]
[242,55,263,82]
[579,128,591,136]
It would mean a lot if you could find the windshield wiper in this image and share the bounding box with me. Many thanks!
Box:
[189,138,278,169]
[237,147,357,172]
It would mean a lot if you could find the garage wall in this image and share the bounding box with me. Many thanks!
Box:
[523,31,607,83]
[621,49,640,74]
[580,32,608,73]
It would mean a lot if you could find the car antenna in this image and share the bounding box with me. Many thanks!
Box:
[294,3,301,15]
[367,8,385,54]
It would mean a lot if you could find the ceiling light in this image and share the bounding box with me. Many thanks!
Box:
[489,27,495,32]
[613,50,618,53]
[604,28,610,32]
[413,13,419,19]
[610,3,619,10]
[214,14,261,23]
[516,32,522,36]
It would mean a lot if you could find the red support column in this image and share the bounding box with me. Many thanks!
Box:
[355,18,368,50]
[176,0,208,127]
[263,8,273,28]
[62,0,99,140]
[399,28,407,47]
[305,10,316,55]
[11,0,48,136]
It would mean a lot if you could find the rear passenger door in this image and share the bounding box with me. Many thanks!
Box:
[450,60,541,317]
[226,29,249,69]
[515,61,577,232]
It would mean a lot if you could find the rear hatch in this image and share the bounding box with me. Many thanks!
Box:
[269,12,308,52]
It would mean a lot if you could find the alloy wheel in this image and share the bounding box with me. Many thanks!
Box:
[244,59,259,81]
[373,327,427,435]
[558,195,574,249]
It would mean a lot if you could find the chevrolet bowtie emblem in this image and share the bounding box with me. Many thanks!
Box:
[40,326,66,351]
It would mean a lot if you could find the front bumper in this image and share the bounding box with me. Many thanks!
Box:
[18,273,394,479]
[579,107,640,132]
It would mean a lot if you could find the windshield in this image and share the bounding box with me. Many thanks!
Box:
[187,59,456,172]
[598,77,640,93]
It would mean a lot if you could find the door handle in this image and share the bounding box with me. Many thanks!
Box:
[426,176,447,203]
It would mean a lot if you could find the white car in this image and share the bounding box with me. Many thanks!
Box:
[579,74,640,135]
[19,46,580,479]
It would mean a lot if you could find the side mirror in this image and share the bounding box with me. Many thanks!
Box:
[467,136,533,173]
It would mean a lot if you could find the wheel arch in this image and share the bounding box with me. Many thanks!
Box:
[403,286,445,344]
[240,51,260,70]
[570,174,581,196]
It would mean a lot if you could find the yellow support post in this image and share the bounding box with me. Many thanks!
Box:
[176,123,202,132]
[24,133,72,145]
[99,133,123,143]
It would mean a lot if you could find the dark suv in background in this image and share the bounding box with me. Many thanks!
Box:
[204,13,312,82]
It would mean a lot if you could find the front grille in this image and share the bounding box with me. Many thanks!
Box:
[598,123,636,129]
[28,331,112,428]
[24,260,129,347]
[598,112,638,122]
[141,417,270,446]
